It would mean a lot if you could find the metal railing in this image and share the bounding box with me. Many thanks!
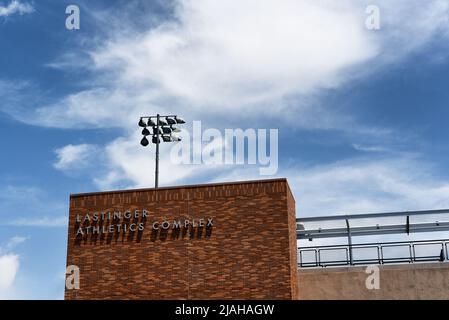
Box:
[298,239,449,268]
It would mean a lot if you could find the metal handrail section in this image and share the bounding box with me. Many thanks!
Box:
[298,239,449,268]
[297,209,449,241]
[297,208,449,223]
[297,221,449,239]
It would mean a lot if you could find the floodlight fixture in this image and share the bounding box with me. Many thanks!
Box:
[162,127,172,134]
[140,136,149,147]
[174,116,185,124]
[166,117,176,125]
[142,127,150,136]
[162,135,172,142]
[138,118,147,127]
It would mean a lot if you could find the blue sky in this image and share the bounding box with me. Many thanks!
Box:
[1,0,449,299]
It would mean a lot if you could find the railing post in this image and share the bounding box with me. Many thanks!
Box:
[377,246,381,264]
[346,219,353,265]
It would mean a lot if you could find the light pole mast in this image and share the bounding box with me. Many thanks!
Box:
[155,114,160,188]
[138,114,185,189]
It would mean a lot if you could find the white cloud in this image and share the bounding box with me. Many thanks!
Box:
[90,1,375,109]
[0,80,32,118]
[352,143,388,153]
[0,185,65,211]
[93,130,224,189]
[0,185,67,228]
[22,0,448,131]
[24,0,444,191]
[53,144,99,171]
[2,1,449,214]
[0,254,19,295]
[6,236,27,249]
[1,185,44,203]
[202,156,449,217]
[0,236,25,298]
[5,216,68,228]
[377,0,449,58]
[95,143,449,216]
[0,0,33,17]
[28,0,371,129]
[11,1,446,187]
[291,159,449,216]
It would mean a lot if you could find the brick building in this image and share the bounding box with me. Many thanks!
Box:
[65,178,298,300]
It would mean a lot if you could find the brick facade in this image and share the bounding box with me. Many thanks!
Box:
[65,178,298,300]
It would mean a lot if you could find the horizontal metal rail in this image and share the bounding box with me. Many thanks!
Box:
[297,221,449,239]
[298,239,449,268]
[296,208,449,223]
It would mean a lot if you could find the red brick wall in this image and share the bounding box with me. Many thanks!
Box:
[65,179,298,300]
[286,183,299,299]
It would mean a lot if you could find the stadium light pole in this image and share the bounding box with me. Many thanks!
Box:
[138,114,185,188]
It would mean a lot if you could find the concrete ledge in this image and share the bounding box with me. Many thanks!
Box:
[298,262,449,300]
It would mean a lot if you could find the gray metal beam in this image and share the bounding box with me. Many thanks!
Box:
[296,208,449,223]
[297,221,449,239]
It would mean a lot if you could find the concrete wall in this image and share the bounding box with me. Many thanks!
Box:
[298,262,449,299]
[65,178,298,300]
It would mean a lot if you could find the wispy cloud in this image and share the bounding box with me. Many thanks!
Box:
[5,216,68,228]
[352,143,388,153]
[0,185,63,210]
[24,0,375,130]
[6,236,28,249]
[0,0,34,17]
[53,144,99,171]
[206,156,449,216]
[292,159,449,216]
[25,0,449,131]
[0,185,67,227]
